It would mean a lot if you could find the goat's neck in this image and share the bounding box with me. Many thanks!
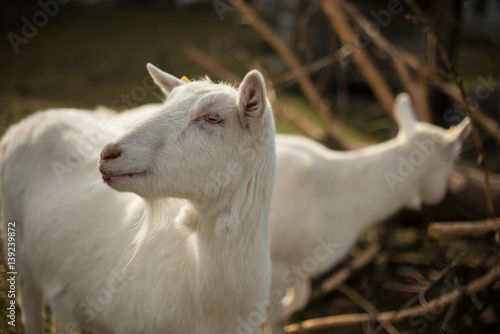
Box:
[194,179,271,273]
[188,161,273,323]
[326,137,430,230]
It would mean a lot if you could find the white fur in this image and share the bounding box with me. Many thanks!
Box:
[90,93,472,333]
[0,64,276,334]
[265,93,471,332]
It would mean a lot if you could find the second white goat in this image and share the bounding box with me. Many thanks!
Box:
[265,93,471,332]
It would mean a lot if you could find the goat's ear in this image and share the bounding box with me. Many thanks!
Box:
[449,117,472,143]
[147,63,185,97]
[394,93,417,134]
[238,70,267,130]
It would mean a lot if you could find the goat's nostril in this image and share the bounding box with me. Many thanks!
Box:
[100,144,122,161]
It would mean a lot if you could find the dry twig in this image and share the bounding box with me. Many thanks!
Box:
[336,0,432,122]
[229,0,345,148]
[284,265,500,333]
[182,44,241,83]
[337,283,400,334]
[276,50,351,86]
[403,0,496,218]
[336,0,500,143]
[312,243,382,301]
[428,219,500,239]
[398,51,500,144]
[320,0,395,117]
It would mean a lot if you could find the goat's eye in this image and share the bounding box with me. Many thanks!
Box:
[204,114,222,124]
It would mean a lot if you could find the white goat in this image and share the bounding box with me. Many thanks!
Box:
[265,93,472,332]
[0,64,276,334]
[99,93,472,333]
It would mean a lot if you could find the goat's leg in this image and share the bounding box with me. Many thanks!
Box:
[18,271,44,334]
[282,279,311,317]
[52,310,90,334]
[51,311,71,334]
[265,300,286,334]
[261,265,290,334]
[264,279,311,333]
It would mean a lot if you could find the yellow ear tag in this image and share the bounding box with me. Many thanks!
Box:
[448,125,455,136]
[180,76,190,83]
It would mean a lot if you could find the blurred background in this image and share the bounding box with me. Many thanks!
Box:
[1,0,500,333]
[1,0,499,157]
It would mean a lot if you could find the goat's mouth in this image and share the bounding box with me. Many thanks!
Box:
[101,171,148,184]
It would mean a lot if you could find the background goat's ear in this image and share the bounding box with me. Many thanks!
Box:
[147,63,185,97]
[393,93,417,134]
[450,117,472,143]
[238,70,267,129]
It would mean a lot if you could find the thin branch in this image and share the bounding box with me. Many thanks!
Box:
[440,279,460,334]
[182,44,241,83]
[276,50,350,86]
[391,37,500,144]
[284,265,500,333]
[336,0,432,122]
[230,0,345,148]
[403,0,496,218]
[372,254,466,334]
[295,1,319,64]
[320,0,395,118]
[337,283,400,334]
[312,243,381,301]
[427,219,500,239]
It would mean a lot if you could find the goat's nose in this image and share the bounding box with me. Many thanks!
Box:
[100,143,122,161]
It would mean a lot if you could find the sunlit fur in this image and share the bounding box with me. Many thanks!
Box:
[265,93,471,333]
[94,93,472,334]
[0,65,275,334]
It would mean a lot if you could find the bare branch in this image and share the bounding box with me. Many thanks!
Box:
[320,0,395,117]
[428,219,500,239]
[403,0,496,218]
[312,243,381,301]
[284,265,500,333]
[337,283,401,334]
[229,0,345,148]
[182,44,241,83]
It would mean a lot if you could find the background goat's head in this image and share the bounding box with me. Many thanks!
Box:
[394,93,471,206]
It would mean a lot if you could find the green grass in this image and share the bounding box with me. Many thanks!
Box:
[0,3,260,128]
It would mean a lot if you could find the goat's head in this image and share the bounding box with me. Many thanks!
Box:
[393,93,471,206]
[98,64,274,203]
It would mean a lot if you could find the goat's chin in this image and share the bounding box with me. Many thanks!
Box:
[102,171,148,191]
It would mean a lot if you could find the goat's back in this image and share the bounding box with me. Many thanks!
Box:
[0,109,197,333]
